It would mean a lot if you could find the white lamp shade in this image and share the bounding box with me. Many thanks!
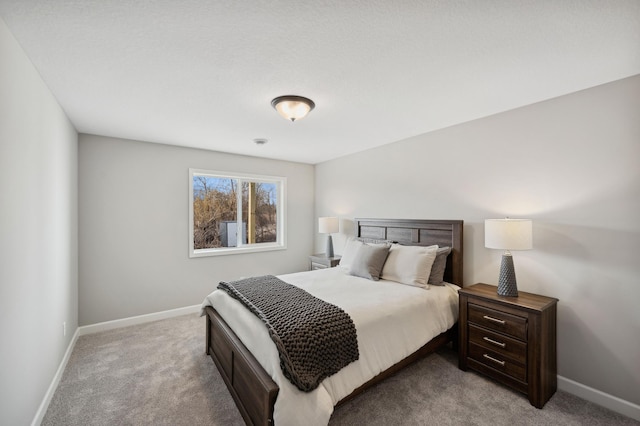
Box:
[485,219,532,250]
[318,217,339,234]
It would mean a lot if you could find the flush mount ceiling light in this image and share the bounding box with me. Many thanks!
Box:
[271,95,315,122]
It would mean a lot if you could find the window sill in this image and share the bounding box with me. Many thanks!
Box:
[189,243,286,258]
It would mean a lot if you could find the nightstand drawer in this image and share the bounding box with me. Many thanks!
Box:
[309,254,341,271]
[468,342,526,382]
[469,324,527,364]
[468,303,527,340]
[311,262,329,270]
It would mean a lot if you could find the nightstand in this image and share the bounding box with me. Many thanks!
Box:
[309,254,341,271]
[458,283,558,408]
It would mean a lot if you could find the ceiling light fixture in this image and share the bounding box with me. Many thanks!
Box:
[271,95,315,122]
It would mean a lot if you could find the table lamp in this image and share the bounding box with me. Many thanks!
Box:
[318,217,339,258]
[485,218,532,297]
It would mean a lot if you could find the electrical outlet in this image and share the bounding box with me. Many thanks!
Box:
[63,322,66,336]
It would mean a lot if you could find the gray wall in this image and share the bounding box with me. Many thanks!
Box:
[0,17,78,426]
[78,134,315,325]
[315,75,640,406]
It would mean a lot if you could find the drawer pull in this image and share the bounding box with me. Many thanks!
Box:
[483,354,506,366]
[483,337,506,348]
[483,315,506,325]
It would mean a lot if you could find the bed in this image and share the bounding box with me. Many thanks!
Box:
[202,218,464,425]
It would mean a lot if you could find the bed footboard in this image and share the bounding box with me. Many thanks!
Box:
[205,306,278,426]
[206,303,456,425]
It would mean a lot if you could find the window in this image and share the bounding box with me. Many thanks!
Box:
[189,169,286,257]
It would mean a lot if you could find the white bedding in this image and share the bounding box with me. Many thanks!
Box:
[201,267,460,426]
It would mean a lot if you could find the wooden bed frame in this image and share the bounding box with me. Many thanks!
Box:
[204,218,464,425]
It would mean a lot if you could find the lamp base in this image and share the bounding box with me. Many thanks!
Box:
[497,253,519,297]
[325,235,334,258]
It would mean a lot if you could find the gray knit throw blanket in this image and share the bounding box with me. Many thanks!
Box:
[218,275,359,392]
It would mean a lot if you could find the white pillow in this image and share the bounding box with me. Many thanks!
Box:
[339,237,364,269]
[381,244,439,288]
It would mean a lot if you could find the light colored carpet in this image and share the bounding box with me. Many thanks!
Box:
[43,313,637,425]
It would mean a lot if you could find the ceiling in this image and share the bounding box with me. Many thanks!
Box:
[1,1,639,164]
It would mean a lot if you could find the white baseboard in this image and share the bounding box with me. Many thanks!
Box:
[558,375,640,421]
[31,327,80,426]
[32,304,202,425]
[78,304,201,336]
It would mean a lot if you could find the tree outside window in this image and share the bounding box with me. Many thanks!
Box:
[189,169,286,257]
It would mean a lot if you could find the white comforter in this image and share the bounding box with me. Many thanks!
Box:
[201,267,459,426]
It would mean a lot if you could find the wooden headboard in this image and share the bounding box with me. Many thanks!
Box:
[355,218,464,287]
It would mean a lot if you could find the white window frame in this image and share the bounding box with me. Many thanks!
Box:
[189,168,287,258]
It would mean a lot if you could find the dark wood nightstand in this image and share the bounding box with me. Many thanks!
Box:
[309,254,341,271]
[458,283,558,408]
